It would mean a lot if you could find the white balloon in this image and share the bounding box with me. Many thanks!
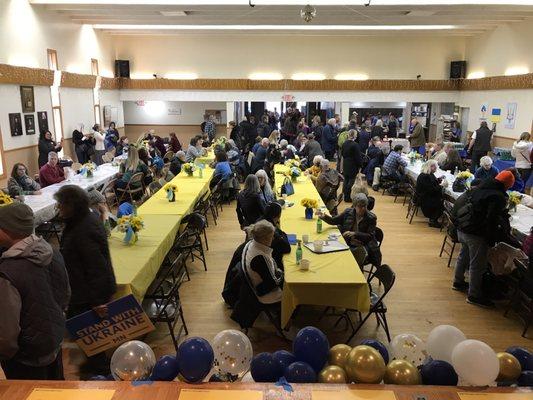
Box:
[427,325,467,363]
[212,329,253,378]
[391,333,428,366]
[451,340,499,386]
[110,340,156,381]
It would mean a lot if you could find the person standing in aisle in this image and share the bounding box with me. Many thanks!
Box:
[341,130,362,202]
[409,117,426,153]
[322,118,338,161]
[468,121,493,172]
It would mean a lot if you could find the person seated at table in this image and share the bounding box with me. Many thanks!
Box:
[117,146,152,192]
[255,169,275,204]
[151,135,167,157]
[317,193,381,267]
[138,146,152,167]
[236,175,266,228]
[211,151,233,189]
[416,160,444,228]
[242,220,284,305]
[8,163,41,198]
[115,136,129,157]
[382,144,408,193]
[261,202,291,269]
[251,136,262,154]
[39,152,65,188]
[364,136,385,186]
[279,139,297,161]
[511,132,532,184]
[441,148,465,173]
[429,142,448,167]
[169,150,187,176]
[306,155,323,182]
[506,167,525,193]
[54,185,116,378]
[169,132,182,153]
[38,130,63,168]
[299,133,324,168]
[251,138,270,174]
[474,156,498,181]
[0,202,70,380]
[186,135,206,162]
[316,159,343,215]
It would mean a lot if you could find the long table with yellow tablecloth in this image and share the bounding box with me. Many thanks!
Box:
[111,167,214,299]
[274,165,370,328]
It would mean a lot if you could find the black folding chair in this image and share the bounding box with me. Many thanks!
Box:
[405,189,419,224]
[340,264,396,344]
[503,259,533,338]
[175,213,207,271]
[439,211,458,268]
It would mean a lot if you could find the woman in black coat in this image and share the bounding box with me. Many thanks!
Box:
[416,160,444,228]
[236,174,266,228]
[341,130,363,202]
[54,185,116,375]
[38,130,62,168]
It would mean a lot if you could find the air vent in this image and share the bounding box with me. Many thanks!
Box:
[159,11,189,17]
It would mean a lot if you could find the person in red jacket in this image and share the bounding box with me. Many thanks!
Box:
[39,152,65,188]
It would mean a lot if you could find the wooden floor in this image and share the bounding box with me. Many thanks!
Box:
[37,190,533,379]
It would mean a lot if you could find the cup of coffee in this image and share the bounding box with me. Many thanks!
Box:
[302,234,309,244]
[314,240,323,252]
[282,193,288,201]
[300,259,310,271]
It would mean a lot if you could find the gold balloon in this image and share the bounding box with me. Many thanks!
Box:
[384,360,421,385]
[318,365,348,384]
[344,345,386,384]
[496,352,522,382]
[329,344,352,369]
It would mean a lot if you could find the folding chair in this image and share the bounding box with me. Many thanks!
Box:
[36,217,63,243]
[147,181,162,197]
[115,172,145,204]
[405,189,419,224]
[343,264,396,344]
[175,213,207,271]
[163,151,175,163]
[100,178,118,209]
[503,259,533,338]
[439,211,459,268]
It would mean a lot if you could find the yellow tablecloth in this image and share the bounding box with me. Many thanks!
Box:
[196,150,216,165]
[138,168,214,215]
[112,214,182,299]
[112,168,214,299]
[274,165,370,328]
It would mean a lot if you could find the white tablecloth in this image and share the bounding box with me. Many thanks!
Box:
[24,163,120,226]
[403,157,532,236]
[378,138,410,155]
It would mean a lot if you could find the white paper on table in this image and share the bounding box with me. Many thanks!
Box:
[304,240,350,254]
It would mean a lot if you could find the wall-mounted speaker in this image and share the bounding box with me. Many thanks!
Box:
[114,60,130,78]
[450,61,467,79]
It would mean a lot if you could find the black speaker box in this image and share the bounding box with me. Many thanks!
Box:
[450,61,467,79]
[115,60,130,78]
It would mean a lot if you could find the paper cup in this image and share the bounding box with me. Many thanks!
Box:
[314,240,323,252]
[302,234,309,244]
[282,193,288,200]
[300,259,310,271]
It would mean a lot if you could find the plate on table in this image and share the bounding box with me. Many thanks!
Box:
[304,240,349,254]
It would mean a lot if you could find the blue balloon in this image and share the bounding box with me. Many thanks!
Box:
[151,355,180,381]
[251,353,282,382]
[293,326,330,372]
[284,362,317,383]
[360,339,390,364]
[420,360,458,386]
[89,375,109,381]
[517,371,533,387]
[506,346,532,371]
[272,350,297,374]
[177,337,214,383]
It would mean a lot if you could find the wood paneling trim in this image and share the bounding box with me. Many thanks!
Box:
[459,73,533,90]
[60,71,97,88]
[0,63,54,86]
[101,77,120,90]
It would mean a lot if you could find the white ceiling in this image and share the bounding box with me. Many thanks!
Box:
[32,2,533,36]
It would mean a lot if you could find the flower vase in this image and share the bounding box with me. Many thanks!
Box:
[509,205,517,214]
[305,207,314,220]
[167,190,176,202]
[409,158,415,166]
[86,170,93,178]
[123,232,138,246]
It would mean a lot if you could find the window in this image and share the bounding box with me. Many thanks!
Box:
[47,49,63,145]
[92,58,101,125]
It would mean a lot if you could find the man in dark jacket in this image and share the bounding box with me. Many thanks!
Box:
[299,133,324,167]
[321,118,338,161]
[468,121,493,172]
[452,170,516,308]
[0,203,70,380]
[341,130,363,202]
[240,117,257,150]
[55,185,116,376]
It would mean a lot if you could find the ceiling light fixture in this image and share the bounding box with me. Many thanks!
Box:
[91,24,456,31]
[467,71,486,79]
[504,66,529,76]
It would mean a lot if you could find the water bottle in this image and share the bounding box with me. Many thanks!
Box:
[454,166,459,177]
[296,240,303,265]
[316,217,322,234]
[199,166,203,178]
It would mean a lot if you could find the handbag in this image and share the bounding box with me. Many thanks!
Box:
[452,178,467,193]
[281,177,295,196]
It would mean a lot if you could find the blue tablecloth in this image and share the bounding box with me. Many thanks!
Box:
[493,159,515,172]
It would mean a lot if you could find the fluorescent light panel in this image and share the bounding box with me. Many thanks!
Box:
[29,1,533,5]
[504,66,529,76]
[92,24,456,31]
[467,71,486,79]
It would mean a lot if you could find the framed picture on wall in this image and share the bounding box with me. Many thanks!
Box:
[20,86,35,113]
[25,114,36,135]
[9,113,23,136]
[37,111,49,135]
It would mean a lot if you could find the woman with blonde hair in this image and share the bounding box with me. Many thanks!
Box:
[416,159,444,228]
[268,130,280,145]
[117,146,151,191]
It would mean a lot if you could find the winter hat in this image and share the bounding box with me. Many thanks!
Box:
[87,187,105,206]
[495,170,515,190]
[0,202,34,237]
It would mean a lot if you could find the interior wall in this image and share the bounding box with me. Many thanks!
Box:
[114,35,465,80]
[465,19,533,78]
[123,101,227,125]
[0,0,115,75]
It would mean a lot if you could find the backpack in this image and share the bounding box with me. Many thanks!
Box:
[451,190,478,234]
